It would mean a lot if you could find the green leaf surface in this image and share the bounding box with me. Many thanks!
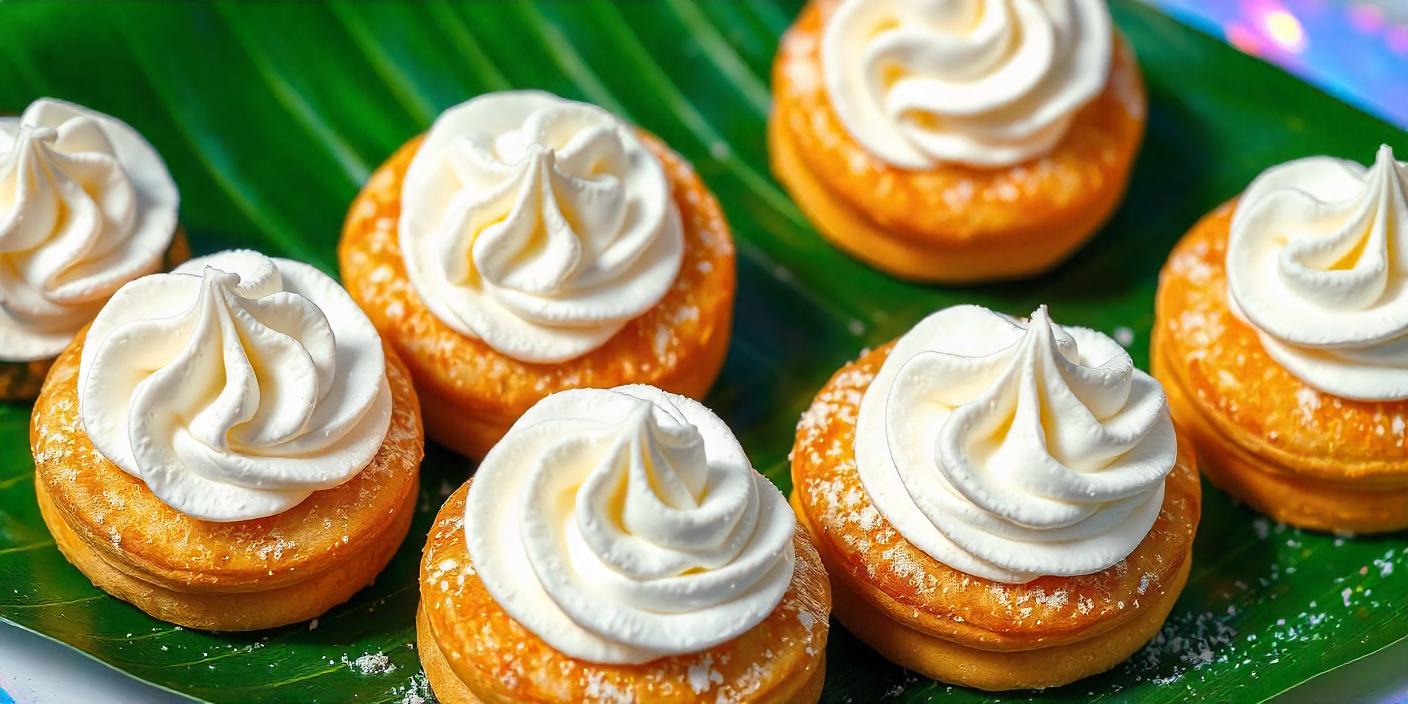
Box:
[0,2,1403,702]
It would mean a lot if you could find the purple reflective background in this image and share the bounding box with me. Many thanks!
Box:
[1155,0,1408,128]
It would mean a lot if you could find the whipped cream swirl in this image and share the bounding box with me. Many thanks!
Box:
[1228,145,1408,400]
[79,250,391,522]
[400,91,683,363]
[856,305,1175,583]
[0,98,179,361]
[464,385,795,664]
[822,0,1113,169]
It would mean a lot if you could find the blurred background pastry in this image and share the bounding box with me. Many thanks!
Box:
[340,91,735,459]
[0,98,186,400]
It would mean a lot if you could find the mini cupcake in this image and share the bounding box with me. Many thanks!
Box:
[770,0,1145,283]
[31,250,422,630]
[1154,145,1408,533]
[1,98,186,399]
[791,305,1199,690]
[419,385,829,703]
[340,91,735,458]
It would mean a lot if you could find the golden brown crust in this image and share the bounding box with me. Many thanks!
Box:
[1,228,191,402]
[787,341,1199,688]
[30,328,424,630]
[417,481,829,704]
[813,500,1190,692]
[38,472,414,631]
[768,1,1146,283]
[339,133,735,459]
[418,607,827,704]
[1153,202,1408,532]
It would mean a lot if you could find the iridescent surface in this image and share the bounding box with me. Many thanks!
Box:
[1157,0,1408,127]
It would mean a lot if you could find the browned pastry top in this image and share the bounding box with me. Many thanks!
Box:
[420,482,830,704]
[1156,201,1408,483]
[771,0,1145,243]
[791,342,1200,651]
[339,131,735,422]
[31,331,424,591]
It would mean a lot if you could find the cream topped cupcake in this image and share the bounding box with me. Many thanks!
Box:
[790,304,1200,691]
[417,385,830,703]
[79,250,393,521]
[0,98,185,399]
[31,249,423,631]
[1155,144,1408,533]
[341,90,735,459]
[769,0,1147,282]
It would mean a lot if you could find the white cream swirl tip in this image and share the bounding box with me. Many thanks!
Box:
[0,98,179,361]
[464,384,795,664]
[856,305,1175,583]
[1228,144,1408,401]
[822,0,1113,169]
[400,90,684,364]
[79,250,392,522]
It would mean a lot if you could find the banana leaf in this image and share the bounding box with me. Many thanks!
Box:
[0,1,1403,702]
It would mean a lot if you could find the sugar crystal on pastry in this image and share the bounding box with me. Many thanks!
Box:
[788,318,1198,690]
[1154,157,1408,533]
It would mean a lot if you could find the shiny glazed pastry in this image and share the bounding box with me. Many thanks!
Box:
[418,385,830,704]
[0,98,188,400]
[1153,145,1408,533]
[769,0,1146,283]
[790,305,1199,690]
[31,250,423,631]
[340,90,735,459]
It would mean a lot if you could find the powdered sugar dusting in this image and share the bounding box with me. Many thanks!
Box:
[342,651,396,676]
[686,654,723,694]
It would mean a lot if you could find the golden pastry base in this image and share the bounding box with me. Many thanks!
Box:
[416,481,829,704]
[793,492,1188,691]
[1152,201,1408,533]
[788,339,1201,691]
[768,113,1121,284]
[416,605,829,704]
[1155,332,1408,533]
[767,1,1146,284]
[37,477,414,631]
[30,330,424,631]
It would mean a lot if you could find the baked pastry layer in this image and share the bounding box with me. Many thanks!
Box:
[768,0,1145,283]
[789,342,1200,690]
[31,329,423,630]
[1153,201,1408,532]
[0,229,190,402]
[795,492,1189,691]
[339,134,734,459]
[417,482,829,704]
